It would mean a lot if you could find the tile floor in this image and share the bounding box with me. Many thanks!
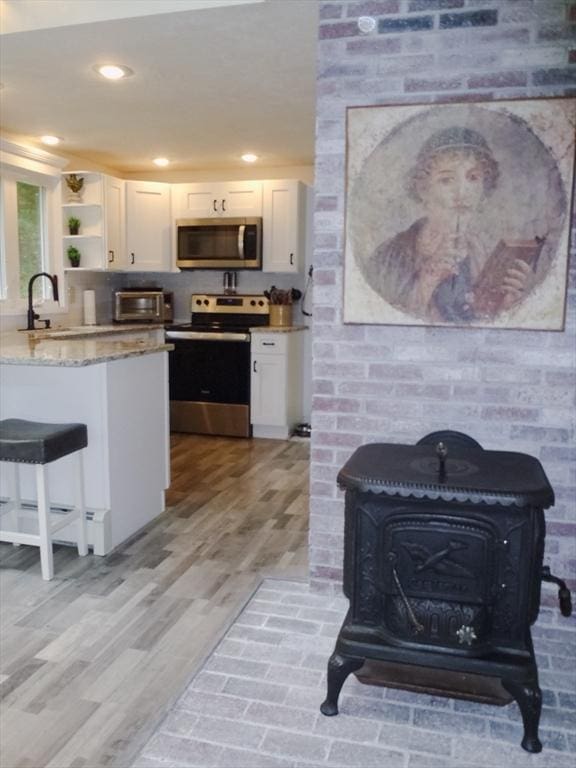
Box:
[134,579,576,768]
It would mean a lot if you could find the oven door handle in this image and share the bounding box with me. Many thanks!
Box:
[166,331,250,342]
[237,225,245,259]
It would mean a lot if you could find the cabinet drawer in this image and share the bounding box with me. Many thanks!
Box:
[252,334,288,354]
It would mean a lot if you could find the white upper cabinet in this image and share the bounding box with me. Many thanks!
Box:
[125,181,172,271]
[173,181,262,218]
[104,176,125,270]
[61,174,309,274]
[262,180,307,274]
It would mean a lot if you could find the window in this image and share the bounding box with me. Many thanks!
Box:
[0,139,65,315]
[1,177,49,303]
[17,181,46,296]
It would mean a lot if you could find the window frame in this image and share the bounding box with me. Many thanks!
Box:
[0,139,67,317]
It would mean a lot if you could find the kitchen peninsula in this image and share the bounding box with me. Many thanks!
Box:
[0,328,172,555]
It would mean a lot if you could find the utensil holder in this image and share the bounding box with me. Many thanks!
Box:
[269,305,292,327]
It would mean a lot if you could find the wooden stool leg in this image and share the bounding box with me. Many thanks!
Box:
[11,464,21,546]
[36,464,54,581]
[76,451,88,556]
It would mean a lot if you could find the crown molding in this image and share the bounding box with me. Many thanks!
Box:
[0,137,68,169]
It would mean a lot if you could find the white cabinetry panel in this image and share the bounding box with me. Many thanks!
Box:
[251,331,304,439]
[262,180,307,273]
[104,176,125,269]
[0,352,170,554]
[174,181,262,218]
[125,181,172,271]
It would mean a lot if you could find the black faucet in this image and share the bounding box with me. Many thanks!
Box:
[25,272,59,331]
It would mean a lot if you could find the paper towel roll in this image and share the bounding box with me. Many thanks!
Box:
[83,290,96,326]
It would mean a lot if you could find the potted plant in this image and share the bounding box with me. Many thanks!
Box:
[67,216,81,235]
[67,245,81,268]
[65,174,84,203]
[264,286,302,326]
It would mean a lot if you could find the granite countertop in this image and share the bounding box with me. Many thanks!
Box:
[27,323,165,339]
[0,326,172,367]
[250,325,308,334]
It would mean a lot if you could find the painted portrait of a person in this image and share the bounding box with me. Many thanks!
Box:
[344,100,574,330]
[365,127,536,323]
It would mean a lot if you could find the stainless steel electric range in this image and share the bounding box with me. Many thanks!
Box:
[165,294,269,437]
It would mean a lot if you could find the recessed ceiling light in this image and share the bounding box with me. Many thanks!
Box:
[94,64,134,80]
[40,135,62,146]
[241,153,258,163]
[153,157,170,167]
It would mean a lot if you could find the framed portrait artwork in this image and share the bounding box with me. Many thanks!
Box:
[343,97,575,330]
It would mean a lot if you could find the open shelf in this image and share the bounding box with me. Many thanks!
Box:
[62,173,107,268]
[63,235,102,240]
[62,203,101,209]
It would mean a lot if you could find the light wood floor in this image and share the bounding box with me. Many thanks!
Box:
[0,434,309,768]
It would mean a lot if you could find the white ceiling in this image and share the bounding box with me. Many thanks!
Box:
[0,0,319,174]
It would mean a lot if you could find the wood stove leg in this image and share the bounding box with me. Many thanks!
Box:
[320,653,364,716]
[502,678,542,753]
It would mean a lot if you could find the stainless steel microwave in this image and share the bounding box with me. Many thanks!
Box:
[176,217,262,270]
[114,291,173,323]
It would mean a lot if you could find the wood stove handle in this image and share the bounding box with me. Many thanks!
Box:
[436,441,447,482]
[542,566,572,617]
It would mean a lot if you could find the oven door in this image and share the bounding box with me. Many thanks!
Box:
[115,292,163,322]
[168,336,251,437]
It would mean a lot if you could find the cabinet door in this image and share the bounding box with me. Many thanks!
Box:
[104,176,125,270]
[174,183,222,218]
[126,181,172,271]
[174,181,262,218]
[251,353,286,425]
[220,181,262,216]
[262,180,306,273]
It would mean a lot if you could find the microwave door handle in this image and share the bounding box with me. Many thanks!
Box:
[237,225,245,259]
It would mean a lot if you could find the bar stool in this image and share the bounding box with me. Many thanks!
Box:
[0,418,88,580]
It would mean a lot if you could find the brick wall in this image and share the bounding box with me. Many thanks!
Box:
[310,0,576,604]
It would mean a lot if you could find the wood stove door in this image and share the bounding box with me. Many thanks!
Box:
[379,512,497,651]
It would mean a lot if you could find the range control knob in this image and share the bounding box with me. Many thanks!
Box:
[258,300,264,306]
[204,299,209,305]
[195,299,202,305]
[250,300,256,306]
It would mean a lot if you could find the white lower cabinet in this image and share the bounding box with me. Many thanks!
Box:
[251,331,304,439]
[0,351,170,555]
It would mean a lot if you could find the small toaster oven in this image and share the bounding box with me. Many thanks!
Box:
[114,290,173,323]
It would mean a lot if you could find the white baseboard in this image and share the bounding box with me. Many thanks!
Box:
[252,425,291,439]
[0,498,111,556]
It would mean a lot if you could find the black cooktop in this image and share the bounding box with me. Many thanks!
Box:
[166,318,266,334]
[166,323,249,333]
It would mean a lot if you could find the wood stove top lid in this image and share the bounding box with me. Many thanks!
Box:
[337,436,554,508]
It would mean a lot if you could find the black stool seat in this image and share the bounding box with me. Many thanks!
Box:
[0,419,88,465]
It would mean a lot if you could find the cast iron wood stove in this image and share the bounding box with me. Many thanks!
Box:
[321,431,572,753]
